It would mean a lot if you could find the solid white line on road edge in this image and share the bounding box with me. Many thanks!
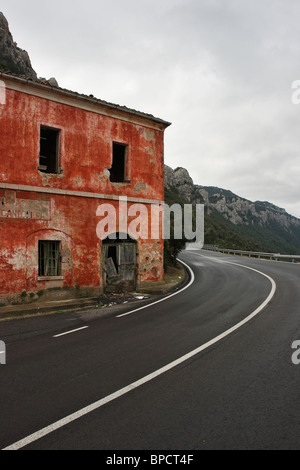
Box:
[53,326,89,338]
[116,259,195,318]
[2,256,276,451]
[197,252,278,295]
[52,260,193,335]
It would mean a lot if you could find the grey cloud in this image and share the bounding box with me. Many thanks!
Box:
[2,0,300,217]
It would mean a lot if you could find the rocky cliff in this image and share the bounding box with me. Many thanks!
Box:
[165,165,300,253]
[0,12,37,80]
[196,185,300,232]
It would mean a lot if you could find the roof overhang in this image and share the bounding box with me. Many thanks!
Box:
[0,72,172,131]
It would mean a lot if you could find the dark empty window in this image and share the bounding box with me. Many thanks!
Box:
[39,126,60,174]
[109,142,127,183]
[38,241,61,277]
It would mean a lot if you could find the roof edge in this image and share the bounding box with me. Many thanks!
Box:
[0,71,172,129]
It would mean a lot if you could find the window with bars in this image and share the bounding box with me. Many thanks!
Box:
[38,241,61,277]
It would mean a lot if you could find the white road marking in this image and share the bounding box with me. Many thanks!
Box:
[117,259,195,318]
[53,326,89,338]
[197,251,279,284]
[3,254,276,451]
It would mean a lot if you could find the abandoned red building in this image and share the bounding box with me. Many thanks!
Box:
[0,72,171,304]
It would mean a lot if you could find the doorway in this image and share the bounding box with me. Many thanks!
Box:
[102,234,137,292]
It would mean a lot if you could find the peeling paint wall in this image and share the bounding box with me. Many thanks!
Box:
[0,88,165,200]
[138,241,164,283]
[0,83,168,301]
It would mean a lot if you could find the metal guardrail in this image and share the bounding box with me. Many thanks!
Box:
[203,245,300,263]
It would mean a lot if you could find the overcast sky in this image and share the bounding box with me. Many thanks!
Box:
[2,0,300,217]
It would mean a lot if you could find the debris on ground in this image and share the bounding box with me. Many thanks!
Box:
[95,292,151,308]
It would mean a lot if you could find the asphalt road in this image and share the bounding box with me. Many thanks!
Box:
[0,250,299,450]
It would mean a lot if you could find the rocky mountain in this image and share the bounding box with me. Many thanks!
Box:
[165,165,300,254]
[0,12,60,89]
[0,12,37,80]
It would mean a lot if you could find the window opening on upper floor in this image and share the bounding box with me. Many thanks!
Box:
[39,126,60,174]
[109,142,127,183]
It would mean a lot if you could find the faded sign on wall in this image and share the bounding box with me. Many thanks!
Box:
[0,192,51,220]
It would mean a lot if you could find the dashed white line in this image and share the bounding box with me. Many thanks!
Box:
[53,326,89,338]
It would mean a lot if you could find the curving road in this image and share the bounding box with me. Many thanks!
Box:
[0,250,299,450]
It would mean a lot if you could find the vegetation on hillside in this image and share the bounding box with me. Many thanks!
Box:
[164,183,300,262]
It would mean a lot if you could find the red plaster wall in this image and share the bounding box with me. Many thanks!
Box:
[0,191,164,296]
[0,86,166,299]
[0,88,165,200]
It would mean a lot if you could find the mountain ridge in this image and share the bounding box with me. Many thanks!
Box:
[0,12,37,80]
[0,12,59,87]
[164,165,300,254]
